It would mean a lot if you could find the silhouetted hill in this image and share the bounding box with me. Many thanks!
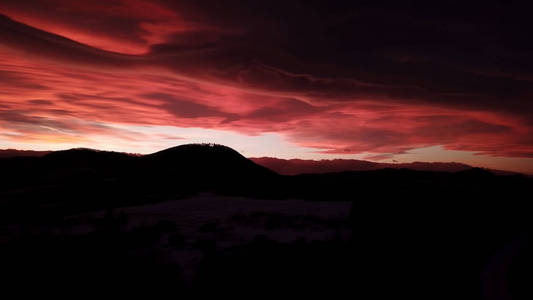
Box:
[138,143,278,196]
[142,143,275,178]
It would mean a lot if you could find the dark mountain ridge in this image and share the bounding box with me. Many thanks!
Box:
[2,147,521,175]
[1,143,529,214]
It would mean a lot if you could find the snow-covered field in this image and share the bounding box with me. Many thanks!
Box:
[61,194,353,279]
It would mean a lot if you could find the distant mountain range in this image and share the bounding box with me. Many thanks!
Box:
[249,157,515,175]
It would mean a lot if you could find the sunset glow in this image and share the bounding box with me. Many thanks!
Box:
[2,0,533,173]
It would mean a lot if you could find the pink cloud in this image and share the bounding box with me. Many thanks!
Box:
[1,1,533,173]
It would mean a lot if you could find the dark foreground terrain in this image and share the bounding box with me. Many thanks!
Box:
[1,144,531,298]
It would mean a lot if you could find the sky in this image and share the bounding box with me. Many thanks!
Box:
[1,0,533,173]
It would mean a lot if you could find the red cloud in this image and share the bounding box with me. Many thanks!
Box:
[0,0,190,54]
[1,1,533,169]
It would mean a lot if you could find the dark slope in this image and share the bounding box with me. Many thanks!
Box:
[347,167,533,300]
[0,149,140,220]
